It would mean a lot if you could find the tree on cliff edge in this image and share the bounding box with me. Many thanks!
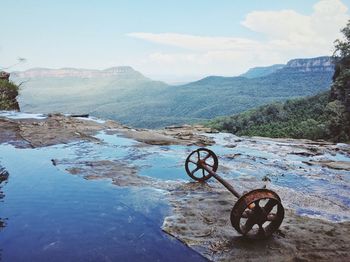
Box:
[329,20,350,141]
[0,73,20,111]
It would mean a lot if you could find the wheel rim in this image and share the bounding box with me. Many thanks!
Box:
[230,189,284,239]
[185,148,218,182]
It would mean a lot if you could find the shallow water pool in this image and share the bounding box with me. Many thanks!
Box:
[0,143,207,261]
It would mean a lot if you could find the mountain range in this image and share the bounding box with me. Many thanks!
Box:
[239,64,285,78]
[13,56,334,128]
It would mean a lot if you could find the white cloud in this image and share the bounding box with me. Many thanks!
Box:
[128,0,349,78]
[127,32,259,51]
[242,10,312,39]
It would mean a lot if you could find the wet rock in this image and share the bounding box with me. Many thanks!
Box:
[0,114,122,148]
[1,112,350,261]
[290,151,322,157]
[0,71,10,81]
[116,129,181,146]
[303,160,350,171]
[108,124,215,146]
[60,159,161,188]
[0,118,28,147]
[225,153,242,159]
[163,183,350,262]
[51,159,57,166]
[0,166,9,184]
[1,114,215,148]
[161,125,215,146]
[261,175,271,182]
[70,114,89,118]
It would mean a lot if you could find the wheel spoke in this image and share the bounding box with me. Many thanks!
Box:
[254,200,261,208]
[264,199,277,214]
[242,217,255,233]
[203,153,211,161]
[196,150,200,160]
[202,169,205,177]
[191,167,200,175]
[188,160,197,165]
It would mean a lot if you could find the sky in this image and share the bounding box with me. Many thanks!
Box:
[1,0,350,83]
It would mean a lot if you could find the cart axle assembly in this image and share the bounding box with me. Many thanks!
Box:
[185,148,284,239]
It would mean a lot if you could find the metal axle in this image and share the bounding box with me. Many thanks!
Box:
[199,160,241,198]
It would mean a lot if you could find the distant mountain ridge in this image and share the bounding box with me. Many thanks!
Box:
[240,56,333,79]
[14,56,334,128]
[13,66,146,79]
[240,64,285,78]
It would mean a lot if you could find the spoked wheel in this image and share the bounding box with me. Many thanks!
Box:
[230,189,284,239]
[185,148,218,182]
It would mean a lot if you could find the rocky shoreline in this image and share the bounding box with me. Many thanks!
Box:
[1,113,350,261]
[0,113,215,148]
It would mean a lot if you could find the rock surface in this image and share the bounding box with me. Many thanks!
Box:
[0,71,10,81]
[0,112,349,261]
[0,114,215,148]
[285,56,334,72]
[163,182,350,262]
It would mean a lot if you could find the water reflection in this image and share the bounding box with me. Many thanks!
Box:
[0,165,9,230]
[0,144,207,262]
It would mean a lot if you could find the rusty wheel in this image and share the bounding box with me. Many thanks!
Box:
[185,148,218,182]
[230,189,284,239]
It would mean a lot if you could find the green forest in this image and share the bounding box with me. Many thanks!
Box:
[206,22,350,142]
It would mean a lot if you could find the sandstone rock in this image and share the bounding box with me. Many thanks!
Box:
[0,71,10,81]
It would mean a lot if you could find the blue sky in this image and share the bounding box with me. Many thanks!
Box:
[1,0,350,82]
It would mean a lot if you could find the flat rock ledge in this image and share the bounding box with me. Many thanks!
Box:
[162,182,350,262]
[0,114,215,148]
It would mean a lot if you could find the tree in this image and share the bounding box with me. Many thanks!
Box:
[329,20,350,141]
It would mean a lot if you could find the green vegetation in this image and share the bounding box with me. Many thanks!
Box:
[0,79,20,110]
[329,20,350,141]
[206,91,341,140]
[206,22,350,142]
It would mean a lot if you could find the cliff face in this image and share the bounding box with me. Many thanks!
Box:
[240,57,334,78]
[283,56,334,73]
[0,72,20,111]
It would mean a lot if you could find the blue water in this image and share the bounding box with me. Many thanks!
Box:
[0,143,207,262]
[135,146,193,181]
[296,208,343,222]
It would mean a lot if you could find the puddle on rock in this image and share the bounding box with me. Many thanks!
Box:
[0,143,207,262]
